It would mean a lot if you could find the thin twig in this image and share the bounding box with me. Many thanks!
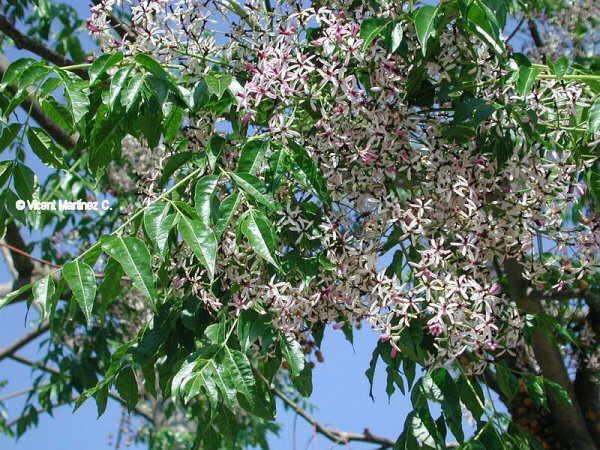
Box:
[0,242,61,269]
[7,353,153,422]
[0,241,128,280]
[255,370,395,448]
[506,17,525,43]
[0,15,88,79]
[0,322,50,362]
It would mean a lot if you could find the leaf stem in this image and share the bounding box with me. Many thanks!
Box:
[537,74,600,81]
[59,63,92,72]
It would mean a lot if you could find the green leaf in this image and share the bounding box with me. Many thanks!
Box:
[134,54,181,104]
[457,375,484,422]
[205,72,233,99]
[97,258,124,312]
[57,71,89,124]
[158,150,195,187]
[116,366,138,411]
[267,149,288,191]
[288,142,330,204]
[121,72,146,111]
[89,107,125,175]
[292,365,313,397]
[143,202,176,254]
[495,363,517,402]
[109,66,133,109]
[194,175,220,225]
[32,275,55,321]
[221,347,255,402]
[163,104,183,144]
[62,260,97,326]
[178,213,218,281]
[205,320,228,345]
[41,97,74,132]
[4,189,26,224]
[466,0,503,54]
[429,369,464,443]
[206,134,226,171]
[549,56,569,77]
[17,64,50,93]
[544,379,572,405]
[231,172,276,209]
[94,385,109,418]
[407,409,443,449]
[237,139,268,174]
[525,375,547,408]
[365,344,381,401]
[1,58,37,87]
[239,378,276,420]
[360,17,389,51]
[27,128,66,169]
[239,210,280,269]
[13,163,35,201]
[586,166,600,209]
[38,77,62,98]
[90,52,123,86]
[516,65,540,96]
[0,160,11,184]
[0,283,32,310]
[413,6,438,55]
[237,309,270,352]
[215,193,240,238]
[101,236,157,302]
[390,22,404,53]
[0,124,21,153]
[192,80,209,111]
[173,357,234,408]
[588,96,600,134]
[132,54,159,73]
[386,365,405,397]
[280,334,305,376]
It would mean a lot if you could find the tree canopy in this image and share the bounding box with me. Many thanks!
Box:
[0,0,599,449]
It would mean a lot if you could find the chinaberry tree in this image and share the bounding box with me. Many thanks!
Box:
[0,0,599,449]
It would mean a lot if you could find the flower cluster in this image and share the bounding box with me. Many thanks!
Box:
[88,1,599,371]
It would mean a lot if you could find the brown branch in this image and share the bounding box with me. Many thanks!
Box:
[4,222,36,276]
[256,371,395,448]
[574,288,600,444]
[504,259,598,450]
[0,241,61,270]
[527,19,544,48]
[0,322,50,362]
[8,353,153,422]
[506,17,526,43]
[0,14,88,79]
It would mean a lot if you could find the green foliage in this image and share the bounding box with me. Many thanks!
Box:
[0,1,598,449]
[62,260,97,325]
[238,209,281,269]
[101,236,157,303]
[413,6,439,56]
[177,211,218,281]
